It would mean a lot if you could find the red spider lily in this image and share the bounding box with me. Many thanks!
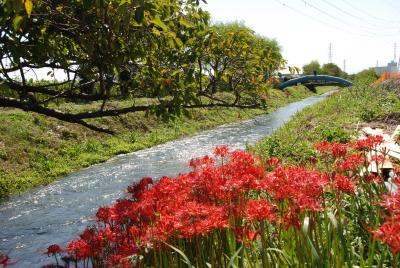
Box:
[213,145,229,157]
[352,135,384,151]
[369,155,386,165]
[333,175,355,194]
[392,177,400,185]
[373,221,400,255]
[282,206,301,229]
[44,244,63,256]
[127,176,154,200]
[266,166,329,212]
[314,141,347,159]
[336,153,365,172]
[234,226,260,244]
[46,144,400,266]
[363,174,383,183]
[189,155,215,169]
[107,254,124,266]
[243,199,276,222]
[67,239,92,260]
[314,141,332,154]
[379,193,400,219]
[96,206,112,223]
[373,191,400,255]
[332,143,347,158]
[266,157,282,169]
[0,253,14,267]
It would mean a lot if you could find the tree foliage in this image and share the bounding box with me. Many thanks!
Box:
[302,60,321,75]
[195,22,286,105]
[0,1,285,133]
[354,68,379,83]
[303,61,348,78]
[321,63,346,78]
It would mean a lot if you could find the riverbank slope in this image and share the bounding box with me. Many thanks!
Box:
[0,86,332,197]
[253,82,400,163]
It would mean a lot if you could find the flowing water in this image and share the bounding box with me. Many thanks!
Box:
[0,91,333,267]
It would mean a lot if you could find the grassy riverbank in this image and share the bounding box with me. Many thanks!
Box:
[0,86,332,198]
[253,82,400,163]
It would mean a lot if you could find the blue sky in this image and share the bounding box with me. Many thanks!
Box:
[201,0,400,73]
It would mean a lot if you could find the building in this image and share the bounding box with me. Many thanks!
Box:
[375,60,399,75]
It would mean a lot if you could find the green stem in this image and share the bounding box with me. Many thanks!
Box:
[260,221,268,268]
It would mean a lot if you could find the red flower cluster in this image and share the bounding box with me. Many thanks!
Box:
[43,136,393,267]
[47,146,336,266]
[379,193,400,221]
[373,191,400,254]
[336,153,365,172]
[352,135,384,151]
[314,141,347,158]
[373,222,400,254]
[44,244,63,256]
[0,253,14,267]
[41,147,276,266]
[266,166,329,213]
[333,175,355,194]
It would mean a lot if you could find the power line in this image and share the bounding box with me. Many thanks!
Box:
[300,0,400,37]
[319,0,400,31]
[274,0,377,38]
[339,0,400,24]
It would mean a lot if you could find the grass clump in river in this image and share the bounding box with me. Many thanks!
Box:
[253,82,400,164]
[0,86,331,198]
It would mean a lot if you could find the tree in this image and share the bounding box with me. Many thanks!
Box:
[0,0,218,133]
[194,22,286,105]
[302,60,321,75]
[0,2,286,133]
[321,63,346,78]
[354,68,379,82]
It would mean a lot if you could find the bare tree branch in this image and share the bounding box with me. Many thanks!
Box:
[0,96,114,134]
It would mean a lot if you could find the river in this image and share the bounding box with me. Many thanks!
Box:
[0,91,333,267]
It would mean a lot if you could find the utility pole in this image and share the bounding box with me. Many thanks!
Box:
[343,59,346,72]
[328,43,333,63]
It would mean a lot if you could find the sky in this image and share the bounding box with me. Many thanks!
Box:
[200,0,400,74]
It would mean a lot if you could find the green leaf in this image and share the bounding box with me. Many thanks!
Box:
[266,248,293,266]
[152,27,161,36]
[134,7,144,23]
[227,245,243,268]
[174,37,183,47]
[164,242,193,267]
[151,16,168,31]
[12,15,23,31]
[179,17,192,28]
